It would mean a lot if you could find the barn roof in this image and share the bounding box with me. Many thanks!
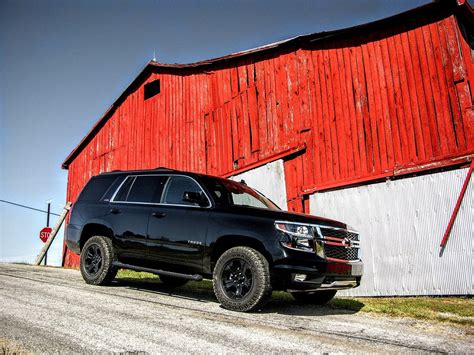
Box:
[62,0,472,169]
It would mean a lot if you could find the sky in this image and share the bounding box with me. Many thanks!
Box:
[0,0,430,266]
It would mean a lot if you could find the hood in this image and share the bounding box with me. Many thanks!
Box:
[220,205,347,229]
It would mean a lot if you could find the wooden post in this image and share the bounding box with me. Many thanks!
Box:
[35,202,72,266]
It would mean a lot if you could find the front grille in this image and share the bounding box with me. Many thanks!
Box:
[318,227,360,261]
[323,244,359,261]
[320,228,359,241]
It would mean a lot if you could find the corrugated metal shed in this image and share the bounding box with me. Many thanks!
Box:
[62,0,473,272]
[310,167,473,296]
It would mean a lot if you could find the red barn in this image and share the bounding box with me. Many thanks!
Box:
[62,1,473,296]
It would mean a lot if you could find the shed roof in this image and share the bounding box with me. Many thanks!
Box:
[62,0,472,169]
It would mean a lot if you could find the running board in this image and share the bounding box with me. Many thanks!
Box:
[112,262,203,281]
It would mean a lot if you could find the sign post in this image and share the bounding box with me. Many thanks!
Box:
[45,201,51,265]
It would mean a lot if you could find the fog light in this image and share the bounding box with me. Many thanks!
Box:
[294,274,307,282]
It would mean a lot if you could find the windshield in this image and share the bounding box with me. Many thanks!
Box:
[200,176,280,210]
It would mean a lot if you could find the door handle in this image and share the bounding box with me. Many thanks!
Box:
[152,211,166,218]
[110,208,121,214]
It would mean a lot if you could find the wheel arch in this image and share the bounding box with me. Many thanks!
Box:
[79,222,114,251]
[210,235,273,272]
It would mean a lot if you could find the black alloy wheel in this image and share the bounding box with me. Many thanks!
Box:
[221,258,253,299]
[213,246,272,312]
[80,236,117,286]
[83,243,103,277]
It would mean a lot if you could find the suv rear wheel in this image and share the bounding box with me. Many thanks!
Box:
[290,290,337,305]
[80,236,117,285]
[213,246,272,312]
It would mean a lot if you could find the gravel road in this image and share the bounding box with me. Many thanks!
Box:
[0,263,471,353]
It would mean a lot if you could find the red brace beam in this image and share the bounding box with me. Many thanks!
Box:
[440,161,474,249]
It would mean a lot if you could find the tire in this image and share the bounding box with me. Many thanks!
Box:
[80,236,117,286]
[291,290,337,305]
[160,275,189,287]
[213,246,272,312]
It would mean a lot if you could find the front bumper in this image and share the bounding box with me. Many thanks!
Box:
[270,248,363,291]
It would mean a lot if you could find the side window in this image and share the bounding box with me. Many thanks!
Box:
[162,176,208,206]
[79,176,118,201]
[113,177,135,202]
[127,176,167,203]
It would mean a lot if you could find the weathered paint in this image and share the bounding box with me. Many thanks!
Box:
[310,167,473,296]
[230,159,288,211]
[62,1,474,267]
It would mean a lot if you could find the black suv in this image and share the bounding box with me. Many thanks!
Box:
[66,168,362,312]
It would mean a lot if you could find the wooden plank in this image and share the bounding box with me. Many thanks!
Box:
[367,40,389,172]
[407,28,434,159]
[35,202,72,265]
[350,44,369,175]
[240,89,251,161]
[230,67,239,98]
[263,55,276,154]
[341,44,360,177]
[322,47,338,180]
[247,85,260,153]
[336,43,355,178]
[254,60,268,156]
[297,50,311,132]
[317,49,333,182]
[400,30,426,161]
[308,50,325,183]
[288,52,300,146]
[415,26,442,158]
[385,33,407,164]
[437,19,466,150]
[374,37,396,168]
[361,41,379,173]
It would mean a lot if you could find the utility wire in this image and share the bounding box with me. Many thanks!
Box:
[0,199,61,216]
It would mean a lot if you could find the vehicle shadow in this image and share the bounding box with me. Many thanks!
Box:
[111,277,364,316]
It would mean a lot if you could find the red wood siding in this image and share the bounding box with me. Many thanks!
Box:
[63,7,473,267]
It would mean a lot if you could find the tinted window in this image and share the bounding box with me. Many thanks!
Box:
[79,176,118,201]
[200,176,280,210]
[162,176,207,206]
[127,176,167,203]
[114,177,135,202]
[102,176,126,201]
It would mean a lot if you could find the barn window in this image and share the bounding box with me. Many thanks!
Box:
[144,79,161,100]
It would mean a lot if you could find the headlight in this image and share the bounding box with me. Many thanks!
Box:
[275,221,324,257]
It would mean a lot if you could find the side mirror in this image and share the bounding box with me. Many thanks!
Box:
[182,191,208,207]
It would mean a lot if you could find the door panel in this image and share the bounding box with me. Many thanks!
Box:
[147,205,209,271]
[106,203,150,265]
[146,175,211,272]
[107,174,167,266]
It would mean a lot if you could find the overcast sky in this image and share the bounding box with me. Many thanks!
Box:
[0,0,430,265]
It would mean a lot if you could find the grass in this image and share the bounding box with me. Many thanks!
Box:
[117,270,473,326]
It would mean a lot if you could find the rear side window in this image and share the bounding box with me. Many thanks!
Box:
[79,176,118,201]
[127,176,166,203]
[113,175,167,203]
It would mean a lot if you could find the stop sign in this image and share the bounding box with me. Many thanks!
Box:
[40,227,52,243]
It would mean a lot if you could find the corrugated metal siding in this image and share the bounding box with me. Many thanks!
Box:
[309,167,473,296]
[230,159,288,211]
[63,5,473,267]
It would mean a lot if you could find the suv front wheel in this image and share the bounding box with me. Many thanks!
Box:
[80,236,117,285]
[213,246,272,312]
